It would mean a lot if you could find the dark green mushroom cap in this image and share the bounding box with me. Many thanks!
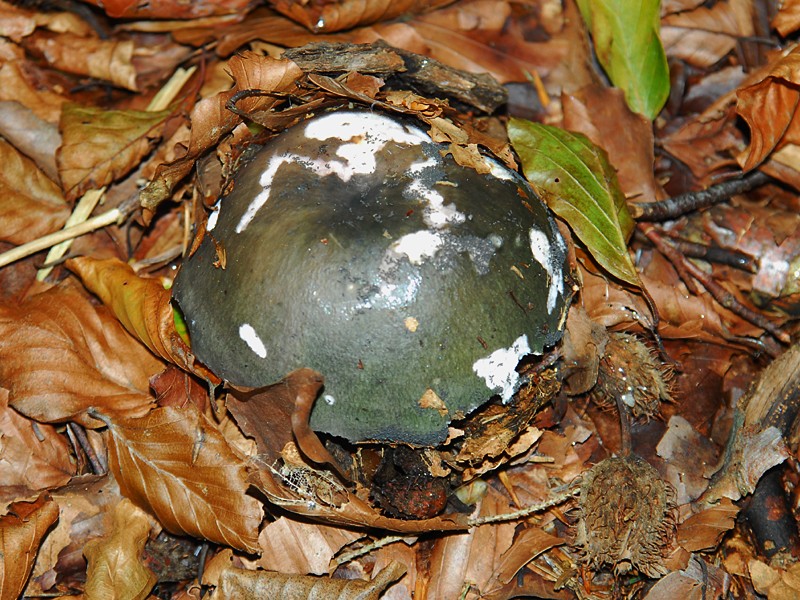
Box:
[173,110,572,445]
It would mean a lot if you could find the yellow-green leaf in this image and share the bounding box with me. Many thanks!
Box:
[577,0,669,120]
[508,118,641,288]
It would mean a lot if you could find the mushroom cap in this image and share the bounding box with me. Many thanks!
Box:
[173,110,571,445]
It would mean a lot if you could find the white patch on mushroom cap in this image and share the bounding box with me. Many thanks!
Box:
[207,199,221,231]
[236,113,433,233]
[239,323,267,358]
[487,159,516,181]
[304,111,430,147]
[529,228,564,314]
[472,334,533,402]
[391,230,444,265]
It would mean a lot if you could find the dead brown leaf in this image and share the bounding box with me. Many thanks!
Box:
[258,518,362,575]
[139,51,303,212]
[101,403,263,553]
[57,104,172,201]
[737,46,800,172]
[425,485,517,599]
[773,0,800,37]
[23,32,138,90]
[271,0,456,33]
[0,282,160,428]
[750,560,800,600]
[0,494,59,600]
[676,499,739,552]
[0,138,67,245]
[0,389,75,505]
[205,550,406,599]
[83,0,253,19]
[83,499,157,600]
[662,0,754,68]
[0,102,60,181]
[67,256,219,383]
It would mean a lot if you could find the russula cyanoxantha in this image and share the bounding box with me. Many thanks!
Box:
[173,110,572,445]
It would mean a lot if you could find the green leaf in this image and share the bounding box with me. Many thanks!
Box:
[508,118,641,288]
[577,0,669,120]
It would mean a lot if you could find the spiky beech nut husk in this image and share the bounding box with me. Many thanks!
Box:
[577,455,677,578]
[172,109,573,445]
[591,332,672,420]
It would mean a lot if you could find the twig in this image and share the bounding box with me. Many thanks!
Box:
[0,208,122,269]
[662,234,759,273]
[630,171,771,221]
[641,224,789,345]
[67,422,106,475]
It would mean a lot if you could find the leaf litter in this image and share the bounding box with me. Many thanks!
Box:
[0,1,799,599]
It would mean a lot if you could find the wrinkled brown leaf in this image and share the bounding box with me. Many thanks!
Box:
[676,499,739,552]
[662,0,753,68]
[750,560,800,600]
[83,0,253,19]
[0,60,66,124]
[205,550,406,600]
[57,103,172,201]
[24,32,138,90]
[0,282,160,428]
[0,138,67,245]
[0,101,60,181]
[271,0,456,32]
[139,52,303,211]
[0,494,59,600]
[0,389,75,502]
[258,518,362,576]
[83,499,157,600]
[737,46,800,172]
[68,256,219,383]
[102,403,263,553]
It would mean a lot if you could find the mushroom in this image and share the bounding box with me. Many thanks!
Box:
[173,110,572,445]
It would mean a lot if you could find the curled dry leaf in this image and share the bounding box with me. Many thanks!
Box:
[82,0,254,19]
[24,32,138,90]
[737,46,800,172]
[0,60,67,124]
[205,551,406,600]
[57,104,172,202]
[0,282,160,428]
[139,52,303,212]
[100,403,263,553]
[0,101,60,181]
[83,499,157,600]
[0,389,75,502]
[67,256,220,383]
[270,0,456,33]
[0,494,59,600]
[0,138,67,246]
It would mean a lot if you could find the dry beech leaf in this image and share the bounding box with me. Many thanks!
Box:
[205,550,406,600]
[140,52,303,211]
[0,60,67,124]
[426,485,517,599]
[737,46,800,172]
[100,403,263,553]
[489,527,566,591]
[67,256,219,383]
[257,518,362,576]
[0,138,67,245]
[0,389,75,500]
[676,499,739,552]
[0,494,59,600]
[661,0,753,68]
[25,32,138,90]
[773,0,800,37]
[83,499,157,600]
[82,0,253,19]
[0,282,160,428]
[750,559,800,600]
[57,103,172,201]
[271,0,456,32]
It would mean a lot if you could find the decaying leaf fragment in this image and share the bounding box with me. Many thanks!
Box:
[83,499,157,600]
[206,553,406,600]
[577,455,676,578]
[0,494,59,600]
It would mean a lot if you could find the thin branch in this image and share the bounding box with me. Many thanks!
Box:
[631,171,771,221]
